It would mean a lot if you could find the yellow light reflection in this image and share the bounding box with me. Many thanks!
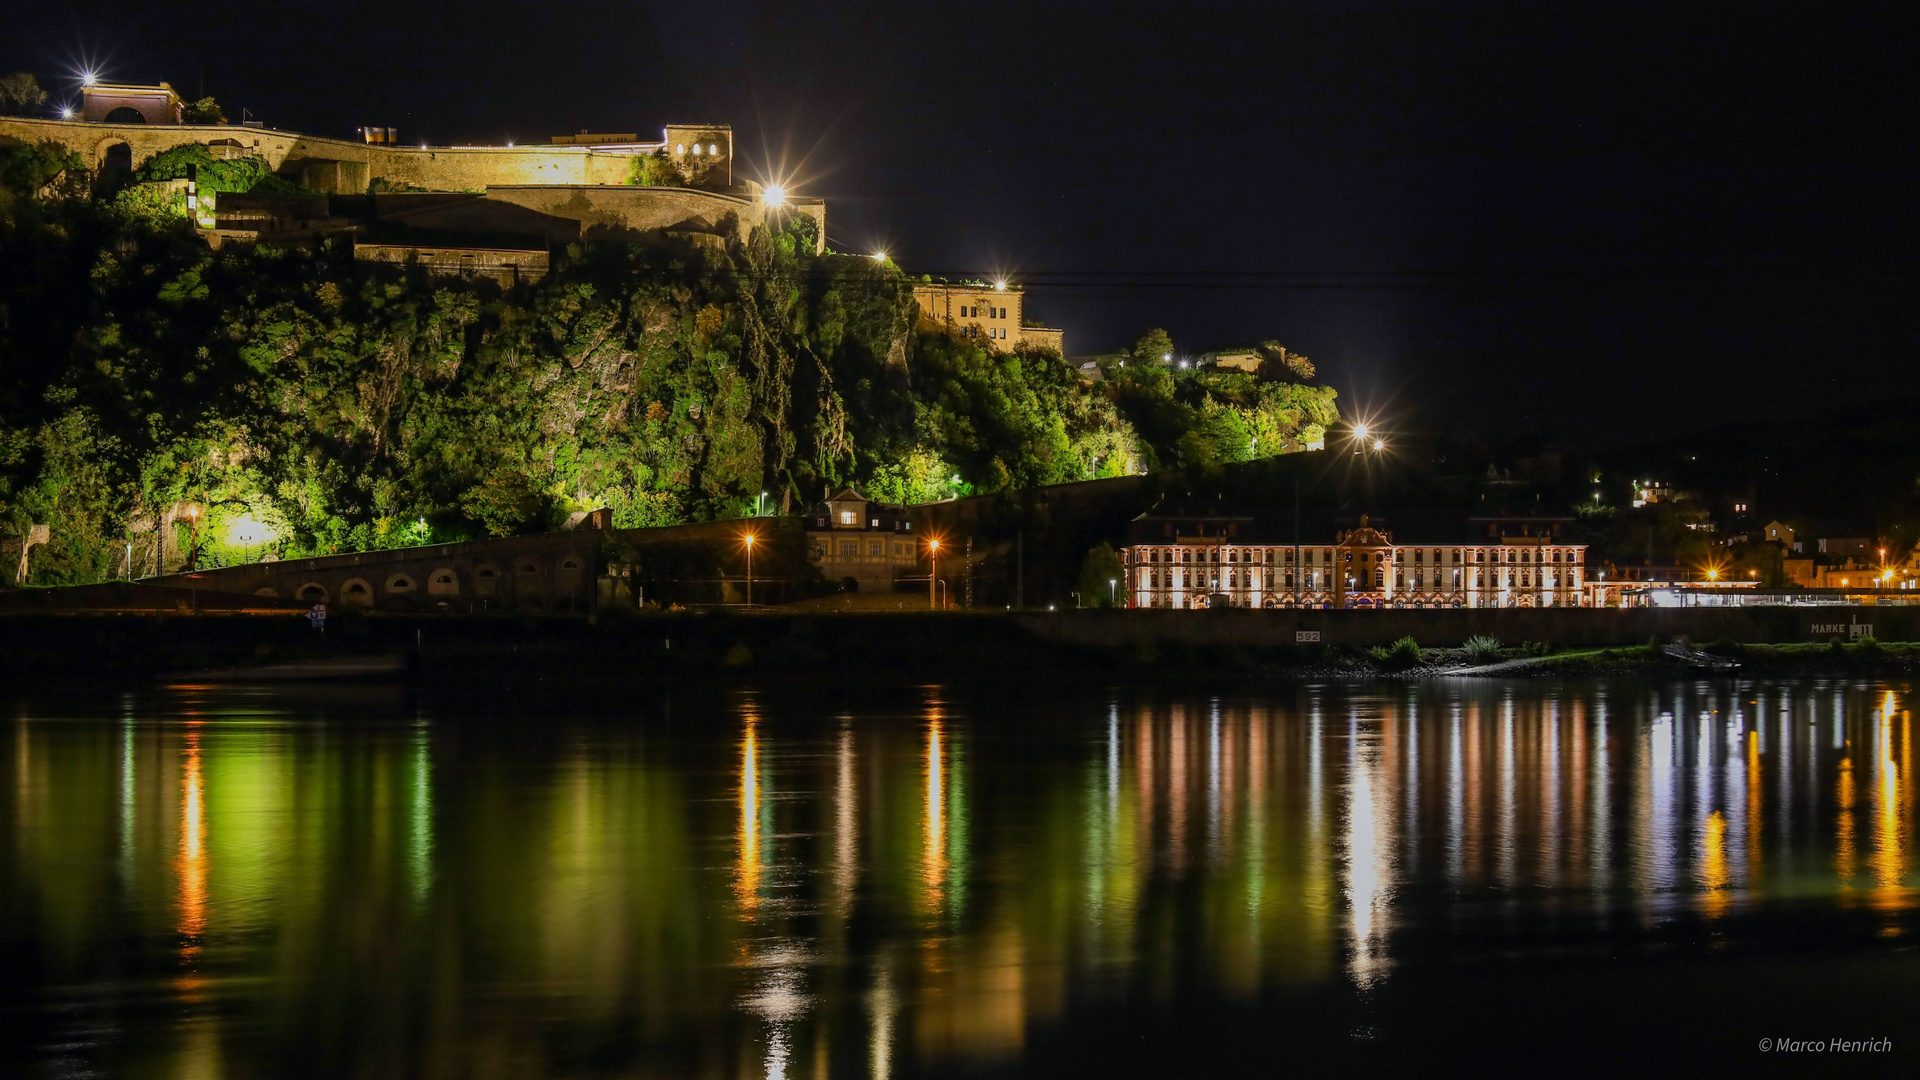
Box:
[1701,810,1729,918]
[736,717,763,913]
[1835,755,1856,888]
[923,716,947,912]
[1871,692,1905,891]
[178,723,208,972]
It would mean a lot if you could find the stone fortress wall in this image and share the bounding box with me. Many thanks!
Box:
[0,115,824,250]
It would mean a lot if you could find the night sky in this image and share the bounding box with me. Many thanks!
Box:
[6,2,1916,446]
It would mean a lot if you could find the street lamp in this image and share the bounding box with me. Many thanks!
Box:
[1109,577,1117,606]
[928,538,941,609]
[743,532,756,606]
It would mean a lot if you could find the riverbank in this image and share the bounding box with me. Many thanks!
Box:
[4,609,1918,687]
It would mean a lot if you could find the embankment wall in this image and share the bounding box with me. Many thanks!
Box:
[1016,605,1915,650]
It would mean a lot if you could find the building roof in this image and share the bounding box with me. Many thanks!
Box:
[1128,496,1583,546]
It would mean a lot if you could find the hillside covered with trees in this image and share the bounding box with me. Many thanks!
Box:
[0,139,1337,583]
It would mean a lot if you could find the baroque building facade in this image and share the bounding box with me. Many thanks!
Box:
[1121,501,1588,609]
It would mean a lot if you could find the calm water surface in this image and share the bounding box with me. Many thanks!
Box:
[4,678,1917,1076]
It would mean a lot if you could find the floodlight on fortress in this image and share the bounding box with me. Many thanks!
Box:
[80,70,98,87]
[761,184,788,208]
[993,280,1007,291]
[872,251,888,262]
[60,106,74,119]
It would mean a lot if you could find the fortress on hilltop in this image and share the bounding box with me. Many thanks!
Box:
[1,79,1078,348]
[0,80,824,256]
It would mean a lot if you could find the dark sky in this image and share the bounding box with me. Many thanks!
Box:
[7,2,1917,447]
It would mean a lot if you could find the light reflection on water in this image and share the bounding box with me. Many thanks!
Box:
[3,678,1918,1076]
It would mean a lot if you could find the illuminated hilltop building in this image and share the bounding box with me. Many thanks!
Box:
[912,282,1065,355]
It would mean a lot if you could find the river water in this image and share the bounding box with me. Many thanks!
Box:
[2,678,1914,1077]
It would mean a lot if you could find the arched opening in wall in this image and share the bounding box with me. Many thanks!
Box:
[515,560,542,596]
[104,107,146,124]
[297,583,328,603]
[474,565,500,597]
[385,574,417,594]
[840,576,860,593]
[97,141,133,193]
[427,569,459,596]
[556,557,585,612]
[253,587,280,598]
[341,579,373,606]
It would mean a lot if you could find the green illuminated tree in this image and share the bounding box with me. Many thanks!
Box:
[1077,542,1126,607]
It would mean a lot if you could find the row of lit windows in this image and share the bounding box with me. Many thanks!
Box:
[830,540,913,559]
[961,305,1007,319]
[963,326,1010,340]
[674,143,723,156]
[1138,568,1581,589]
[1132,546,1583,565]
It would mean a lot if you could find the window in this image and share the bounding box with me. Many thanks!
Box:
[838,540,857,558]
[870,518,879,527]
[692,144,702,155]
[708,143,718,155]
[867,541,883,556]
[675,144,686,155]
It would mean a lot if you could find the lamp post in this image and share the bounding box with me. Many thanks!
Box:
[1109,577,1117,606]
[928,538,941,610]
[744,532,755,606]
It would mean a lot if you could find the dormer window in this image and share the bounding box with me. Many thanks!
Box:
[839,510,856,525]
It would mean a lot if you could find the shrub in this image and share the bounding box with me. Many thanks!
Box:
[1382,636,1423,669]
[1463,635,1502,662]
